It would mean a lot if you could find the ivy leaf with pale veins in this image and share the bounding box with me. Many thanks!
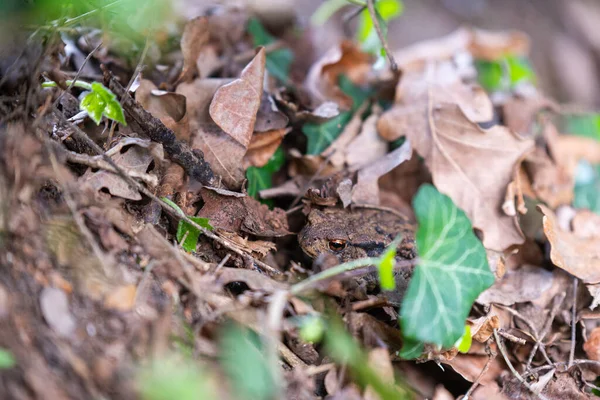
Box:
[401,184,494,348]
[247,17,293,83]
[302,111,352,155]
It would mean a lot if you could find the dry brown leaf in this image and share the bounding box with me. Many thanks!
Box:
[305,40,372,109]
[443,342,503,384]
[346,111,387,169]
[351,139,412,206]
[524,148,574,208]
[80,145,154,201]
[209,47,266,148]
[243,128,288,168]
[468,315,500,343]
[378,62,493,143]
[254,92,289,132]
[539,204,600,284]
[321,106,364,167]
[179,16,210,83]
[40,287,76,337]
[103,284,136,311]
[502,94,557,135]
[468,28,530,60]
[584,327,600,361]
[572,210,600,238]
[477,264,554,306]
[381,98,532,250]
[364,348,394,400]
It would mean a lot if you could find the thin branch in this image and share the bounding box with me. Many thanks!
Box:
[493,329,549,400]
[569,277,579,368]
[366,0,398,74]
[461,343,496,399]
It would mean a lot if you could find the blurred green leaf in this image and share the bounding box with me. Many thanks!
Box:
[401,184,494,348]
[176,216,213,253]
[338,74,373,112]
[0,348,15,369]
[246,147,285,200]
[574,161,600,214]
[378,240,398,291]
[220,323,276,400]
[324,320,411,399]
[398,337,423,359]
[311,0,348,25]
[80,82,126,125]
[357,0,403,55]
[298,315,326,344]
[247,17,293,82]
[138,356,216,400]
[302,111,352,155]
[475,56,536,92]
[455,325,472,354]
[562,113,600,141]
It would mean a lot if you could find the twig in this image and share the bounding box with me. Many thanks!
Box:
[461,343,497,399]
[102,68,216,186]
[51,109,280,276]
[569,277,579,368]
[493,329,549,400]
[498,330,527,346]
[366,0,398,74]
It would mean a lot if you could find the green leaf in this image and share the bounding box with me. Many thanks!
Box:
[400,184,494,348]
[80,82,126,125]
[475,56,536,92]
[338,74,372,112]
[310,0,348,25]
[246,147,285,199]
[138,356,216,400]
[302,111,352,155]
[562,113,600,141]
[298,315,326,344]
[357,0,403,55]
[574,161,600,214]
[324,320,411,399]
[455,325,472,354]
[398,337,424,360]
[220,323,276,400]
[176,216,213,253]
[247,17,293,82]
[378,239,398,291]
[0,348,15,369]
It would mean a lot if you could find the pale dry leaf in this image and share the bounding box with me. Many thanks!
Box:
[209,47,266,148]
[443,342,504,384]
[432,385,454,400]
[216,267,286,292]
[524,148,574,208]
[81,145,154,200]
[364,348,394,400]
[137,79,189,141]
[103,284,136,311]
[502,94,557,135]
[346,111,387,169]
[254,92,289,132]
[477,264,554,306]
[378,61,493,143]
[468,28,530,60]
[179,16,210,82]
[584,327,600,361]
[40,287,76,337]
[380,101,533,251]
[468,315,500,343]
[351,139,412,206]
[321,106,364,167]
[572,210,600,238]
[539,204,600,284]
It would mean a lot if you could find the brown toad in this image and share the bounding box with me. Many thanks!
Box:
[298,207,417,305]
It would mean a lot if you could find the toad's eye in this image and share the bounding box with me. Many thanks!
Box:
[328,239,347,251]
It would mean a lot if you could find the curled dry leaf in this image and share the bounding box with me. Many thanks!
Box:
[352,139,413,206]
[209,47,266,148]
[243,128,288,168]
[381,99,532,250]
[305,40,372,109]
[254,92,289,133]
[524,147,574,208]
[345,110,387,169]
[539,204,600,284]
[179,16,210,83]
[137,79,188,138]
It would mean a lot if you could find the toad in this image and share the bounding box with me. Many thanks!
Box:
[298,207,417,305]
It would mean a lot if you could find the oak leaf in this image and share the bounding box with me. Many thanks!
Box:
[209,47,266,148]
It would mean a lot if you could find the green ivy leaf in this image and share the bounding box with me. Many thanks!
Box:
[247,17,293,83]
[338,74,373,112]
[0,348,15,369]
[246,147,286,199]
[176,216,213,253]
[80,82,126,125]
[302,111,352,155]
[475,56,536,92]
[562,113,600,141]
[220,323,276,400]
[398,337,424,360]
[400,184,494,348]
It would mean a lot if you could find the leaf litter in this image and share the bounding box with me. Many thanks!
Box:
[3,1,600,399]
